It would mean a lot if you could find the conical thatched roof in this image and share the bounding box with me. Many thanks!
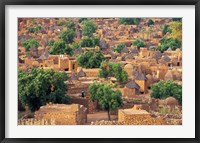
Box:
[38,54,47,60]
[121,47,129,53]
[77,69,86,77]
[152,51,162,59]
[135,72,148,80]
[125,80,140,89]
[162,56,171,62]
[130,49,139,54]
[164,70,175,80]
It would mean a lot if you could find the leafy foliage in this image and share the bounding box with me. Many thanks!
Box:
[88,82,123,120]
[157,37,181,53]
[112,43,126,53]
[150,80,182,104]
[71,42,80,49]
[80,37,100,47]
[18,68,70,112]
[147,19,154,26]
[118,18,141,25]
[82,20,97,37]
[49,41,73,56]
[60,29,75,44]
[77,50,104,68]
[47,40,55,46]
[22,38,39,51]
[78,18,88,23]
[66,21,76,31]
[28,26,41,33]
[168,21,182,41]
[99,61,128,83]
[132,38,145,49]
[162,24,172,35]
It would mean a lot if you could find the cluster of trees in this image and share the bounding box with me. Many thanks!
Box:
[22,38,39,51]
[77,50,104,68]
[49,21,77,55]
[28,25,42,33]
[82,20,97,37]
[18,68,70,112]
[112,43,126,53]
[80,36,100,47]
[88,82,123,120]
[157,37,181,53]
[132,38,145,49]
[118,18,141,25]
[49,41,73,56]
[99,61,128,83]
[150,80,182,104]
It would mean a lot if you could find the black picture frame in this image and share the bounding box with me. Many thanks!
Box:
[0,0,199,143]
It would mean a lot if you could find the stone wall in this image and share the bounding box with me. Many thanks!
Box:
[34,104,87,125]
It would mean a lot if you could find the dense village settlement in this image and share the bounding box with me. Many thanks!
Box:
[18,18,182,125]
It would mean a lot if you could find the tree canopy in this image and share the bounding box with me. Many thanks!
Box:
[88,82,123,120]
[60,29,75,44]
[157,37,181,53]
[80,37,100,47]
[49,41,73,56]
[150,80,182,104]
[77,50,104,68]
[112,43,126,53]
[82,20,97,37]
[22,38,39,51]
[118,18,141,25]
[147,19,154,26]
[18,68,70,112]
[99,61,128,83]
[132,38,145,49]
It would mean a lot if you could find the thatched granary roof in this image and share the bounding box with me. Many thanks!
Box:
[162,56,171,62]
[38,54,48,60]
[121,47,129,53]
[77,69,86,77]
[125,80,140,90]
[135,72,148,80]
[130,49,139,54]
[152,51,162,59]
[164,70,175,80]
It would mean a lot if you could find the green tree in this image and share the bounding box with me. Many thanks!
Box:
[22,38,39,51]
[66,21,75,31]
[157,37,181,53]
[132,38,145,49]
[77,50,104,68]
[80,38,93,47]
[49,41,73,56]
[147,19,154,26]
[162,24,172,35]
[60,29,75,44]
[112,43,126,53]
[78,18,88,23]
[82,20,97,37]
[150,80,182,104]
[118,18,141,25]
[18,68,70,112]
[71,42,80,49]
[99,62,128,83]
[88,82,123,120]
[80,37,100,47]
[168,21,182,42]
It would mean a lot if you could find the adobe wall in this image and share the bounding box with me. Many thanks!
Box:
[82,68,100,77]
[34,104,87,125]
[135,80,147,93]
[118,108,164,125]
